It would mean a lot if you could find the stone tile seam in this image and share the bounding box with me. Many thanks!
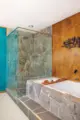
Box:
[19,95,28,99]
[33,106,42,112]
[18,99,42,120]
[20,97,31,102]
[37,111,47,115]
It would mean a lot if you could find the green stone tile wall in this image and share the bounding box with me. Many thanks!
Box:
[7,26,52,97]
[17,26,52,96]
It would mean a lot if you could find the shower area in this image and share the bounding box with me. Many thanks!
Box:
[7,27,52,98]
[6,27,80,120]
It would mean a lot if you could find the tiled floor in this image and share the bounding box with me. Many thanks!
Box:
[0,93,29,120]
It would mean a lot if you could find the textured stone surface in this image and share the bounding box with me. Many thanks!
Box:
[7,26,52,97]
[28,110,39,120]
[18,26,52,96]
[18,100,29,117]
[38,111,60,120]
[27,80,43,102]
[27,79,80,120]
[18,96,60,120]
[34,107,46,114]
[25,99,40,111]
[50,97,61,118]
[39,90,50,110]
[18,27,52,76]
[20,96,30,102]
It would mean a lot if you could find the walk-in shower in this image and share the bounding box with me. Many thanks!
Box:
[7,27,52,98]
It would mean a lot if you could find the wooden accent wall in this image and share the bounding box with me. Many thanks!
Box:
[52,12,80,81]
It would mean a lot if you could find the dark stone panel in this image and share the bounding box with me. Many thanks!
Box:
[29,110,40,120]
[25,99,40,110]
[18,100,29,117]
[34,107,46,114]
[38,111,61,120]
[20,96,29,102]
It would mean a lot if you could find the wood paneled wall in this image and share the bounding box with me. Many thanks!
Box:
[52,12,80,81]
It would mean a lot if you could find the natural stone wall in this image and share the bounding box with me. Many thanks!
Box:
[7,26,52,96]
[17,26,52,95]
[27,79,80,120]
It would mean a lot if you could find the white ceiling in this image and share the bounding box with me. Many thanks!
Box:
[0,0,80,30]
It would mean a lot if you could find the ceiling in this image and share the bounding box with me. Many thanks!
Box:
[0,0,80,30]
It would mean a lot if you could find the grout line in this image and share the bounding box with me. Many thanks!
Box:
[37,111,47,115]
[24,98,30,103]
[33,106,42,112]
[18,99,42,120]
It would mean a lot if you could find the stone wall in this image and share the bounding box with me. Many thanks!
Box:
[17,26,52,95]
[27,79,80,120]
[7,26,52,96]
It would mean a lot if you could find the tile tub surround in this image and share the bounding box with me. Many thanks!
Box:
[26,78,80,120]
[26,77,59,102]
[7,89,60,120]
